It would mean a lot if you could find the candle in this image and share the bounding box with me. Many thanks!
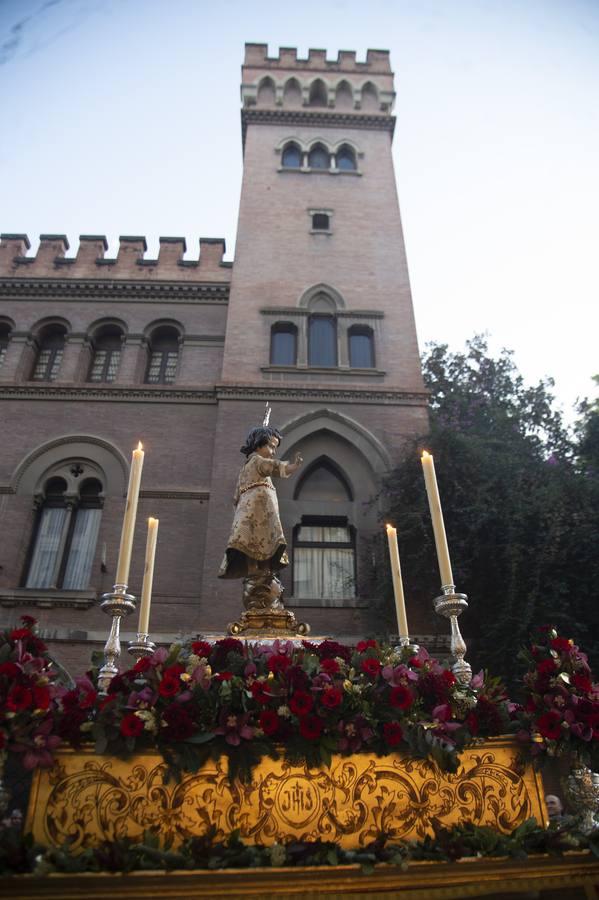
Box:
[115,442,145,587]
[421,450,454,588]
[138,517,159,634]
[385,524,409,640]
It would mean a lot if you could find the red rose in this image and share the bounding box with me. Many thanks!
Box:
[537,711,562,740]
[251,681,272,705]
[572,674,592,693]
[133,657,152,673]
[299,714,324,740]
[191,641,212,657]
[389,685,413,710]
[383,722,403,747]
[321,687,343,709]
[20,615,36,628]
[32,685,51,710]
[215,671,233,682]
[356,640,377,653]
[441,670,456,687]
[162,705,194,740]
[158,674,181,697]
[9,627,31,641]
[268,654,292,674]
[550,637,572,653]
[290,690,314,716]
[0,662,20,678]
[361,658,381,678]
[120,713,144,737]
[7,685,33,711]
[537,659,557,676]
[320,658,340,675]
[259,710,280,736]
[409,657,423,669]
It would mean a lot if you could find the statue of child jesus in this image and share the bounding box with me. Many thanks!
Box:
[218,425,302,611]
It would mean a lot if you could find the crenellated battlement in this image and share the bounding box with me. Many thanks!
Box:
[244,43,392,73]
[0,234,231,282]
[241,43,395,115]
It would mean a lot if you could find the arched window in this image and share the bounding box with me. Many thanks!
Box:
[25,475,103,590]
[308,315,337,367]
[308,79,328,107]
[145,327,179,384]
[283,77,302,107]
[281,143,302,168]
[335,80,354,110]
[32,325,66,381]
[0,323,10,370]
[293,516,356,599]
[337,145,357,171]
[308,144,330,170]
[293,458,353,502]
[270,323,297,366]
[88,327,123,382]
[348,326,375,368]
[257,77,276,106]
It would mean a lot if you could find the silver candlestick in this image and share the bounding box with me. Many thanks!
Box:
[433,585,472,684]
[97,584,136,693]
[128,632,156,662]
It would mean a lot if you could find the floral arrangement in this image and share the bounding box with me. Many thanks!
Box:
[0,620,513,780]
[0,616,63,775]
[516,626,599,770]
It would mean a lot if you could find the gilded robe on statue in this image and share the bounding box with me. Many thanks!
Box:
[218,452,291,579]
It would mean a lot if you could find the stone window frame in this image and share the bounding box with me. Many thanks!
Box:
[0,317,13,371]
[30,321,69,382]
[308,208,333,234]
[291,514,357,602]
[143,319,185,385]
[86,319,127,384]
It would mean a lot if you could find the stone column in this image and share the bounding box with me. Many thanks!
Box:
[116,334,147,384]
[59,333,87,382]
[0,331,30,382]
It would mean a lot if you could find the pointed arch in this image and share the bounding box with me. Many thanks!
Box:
[280,408,391,475]
[297,283,346,311]
[293,455,353,501]
[257,76,276,106]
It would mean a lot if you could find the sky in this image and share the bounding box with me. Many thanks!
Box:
[1,0,598,422]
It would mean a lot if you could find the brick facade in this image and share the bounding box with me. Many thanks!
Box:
[0,44,430,676]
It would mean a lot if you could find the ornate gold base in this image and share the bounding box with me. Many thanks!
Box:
[26,738,547,852]
[227,606,310,636]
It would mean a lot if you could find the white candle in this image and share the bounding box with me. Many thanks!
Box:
[421,450,454,588]
[115,442,145,587]
[386,524,409,640]
[138,517,159,634]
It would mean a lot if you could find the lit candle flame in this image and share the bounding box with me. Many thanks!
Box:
[137,441,143,451]
[421,450,430,459]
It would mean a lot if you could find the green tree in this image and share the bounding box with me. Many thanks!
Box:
[376,337,599,683]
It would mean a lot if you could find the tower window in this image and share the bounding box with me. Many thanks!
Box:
[32,326,66,381]
[282,143,302,168]
[349,326,375,368]
[308,315,337,367]
[308,145,330,170]
[25,476,103,590]
[337,145,357,171]
[312,213,330,231]
[270,323,297,366]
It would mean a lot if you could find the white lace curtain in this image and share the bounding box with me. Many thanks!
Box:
[26,506,101,590]
[294,525,355,599]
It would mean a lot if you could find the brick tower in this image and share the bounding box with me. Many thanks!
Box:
[200,45,428,636]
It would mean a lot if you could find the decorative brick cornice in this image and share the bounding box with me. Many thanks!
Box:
[0,385,218,404]
[216,384,428,405]
[0,278,229,304]
[242,108,395,145]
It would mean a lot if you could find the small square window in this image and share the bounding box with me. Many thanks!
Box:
[312,213,330,231]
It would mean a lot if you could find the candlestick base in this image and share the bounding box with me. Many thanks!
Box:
[394,636,420,656]
[127,632,156,662]
[433,589,472,685]
[97,585,136,694]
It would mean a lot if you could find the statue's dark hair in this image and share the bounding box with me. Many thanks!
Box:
[240,426,283,458]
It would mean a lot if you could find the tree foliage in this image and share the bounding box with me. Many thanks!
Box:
[378,336,599,684]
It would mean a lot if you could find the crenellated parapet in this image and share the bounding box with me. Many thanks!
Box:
[241,43,395,115]
[0,234,231,282]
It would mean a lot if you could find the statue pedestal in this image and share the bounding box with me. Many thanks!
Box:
[26,738,546,851]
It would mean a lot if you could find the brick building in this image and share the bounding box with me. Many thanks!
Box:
[0,44,429,675]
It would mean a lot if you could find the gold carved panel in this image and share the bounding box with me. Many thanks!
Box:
[26,738,546,851]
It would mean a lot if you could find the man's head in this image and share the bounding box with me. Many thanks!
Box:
[545,794,563,819]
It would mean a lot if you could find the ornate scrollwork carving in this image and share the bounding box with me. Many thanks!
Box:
[28,742,543,851]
